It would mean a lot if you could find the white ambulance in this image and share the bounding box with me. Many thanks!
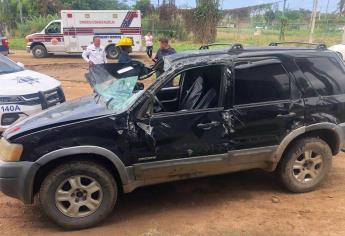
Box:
[25,10,142,59]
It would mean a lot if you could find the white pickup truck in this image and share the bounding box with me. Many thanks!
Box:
[25,10,143,59]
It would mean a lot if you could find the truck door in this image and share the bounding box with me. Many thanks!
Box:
[63,14,78,52]
[230,58,304,150]
[44,21,65,53]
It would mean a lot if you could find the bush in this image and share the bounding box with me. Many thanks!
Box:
[16,14,59,37]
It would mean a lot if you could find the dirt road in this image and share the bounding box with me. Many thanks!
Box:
[1,51,345,236]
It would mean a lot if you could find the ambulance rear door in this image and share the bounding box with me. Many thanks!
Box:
[62,11,79,52]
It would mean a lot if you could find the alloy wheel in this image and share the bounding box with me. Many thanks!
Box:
[55,175,103,218]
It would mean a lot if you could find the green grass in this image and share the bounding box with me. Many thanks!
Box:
[8,37,26,50]
[8,28,343,52]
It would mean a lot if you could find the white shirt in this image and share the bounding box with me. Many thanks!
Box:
[82,44,107,64]
[144,35,153,47]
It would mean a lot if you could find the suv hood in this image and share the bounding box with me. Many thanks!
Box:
[4,95,113,139]
[0,69,60,96]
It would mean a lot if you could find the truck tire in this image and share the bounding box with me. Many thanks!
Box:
[32,45,48,58]
[106,45,120,59]
[278,137,332,193]
[39,161,118,229]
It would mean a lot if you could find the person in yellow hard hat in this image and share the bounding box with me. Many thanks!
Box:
[117,37,133,63]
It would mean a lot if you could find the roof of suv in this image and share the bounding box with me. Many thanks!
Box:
[165,44,334,64]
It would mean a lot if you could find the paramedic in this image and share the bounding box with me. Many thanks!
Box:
[117,37,133,64]
[82,36,107,67]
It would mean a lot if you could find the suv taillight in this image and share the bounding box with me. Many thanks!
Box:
[2,38,9,49]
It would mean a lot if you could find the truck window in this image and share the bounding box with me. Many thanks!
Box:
[46,22,61,34]
[295,57,345,96]
[234,63,290,105]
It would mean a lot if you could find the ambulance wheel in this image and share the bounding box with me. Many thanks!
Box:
[32,45,48,58]
[106,45,120,59]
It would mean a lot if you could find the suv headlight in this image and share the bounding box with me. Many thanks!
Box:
[0,96,22,104]
[0,138,23,162]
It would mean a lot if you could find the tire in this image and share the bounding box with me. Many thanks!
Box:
[106,45,120,59]
[278,137,332,193]
[39,161,118,229]
[32,45,48,58]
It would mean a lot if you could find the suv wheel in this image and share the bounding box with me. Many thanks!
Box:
[39,161,117,229]
[278,137,332,193]
[32,45,48,58]
[106,45,120,59]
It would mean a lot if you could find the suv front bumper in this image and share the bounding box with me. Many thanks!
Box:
[0,160,39,204]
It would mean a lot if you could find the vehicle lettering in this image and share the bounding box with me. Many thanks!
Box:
[13,76,40,85]
[0,105,21,113]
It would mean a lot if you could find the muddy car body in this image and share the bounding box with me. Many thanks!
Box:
[1,44,345,229]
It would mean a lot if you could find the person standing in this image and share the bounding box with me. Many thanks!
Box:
[82,36,107,67]
[153,38,176,80]
[117,37,133,64]
[153,38,176,63]
[144,32,153,58]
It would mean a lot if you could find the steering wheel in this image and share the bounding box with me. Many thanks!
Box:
[154,95,166,112]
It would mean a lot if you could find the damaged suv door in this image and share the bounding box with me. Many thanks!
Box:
[133,64,234,181]
[231,58,304,150]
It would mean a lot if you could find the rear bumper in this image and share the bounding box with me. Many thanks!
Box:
[0,160,39,204]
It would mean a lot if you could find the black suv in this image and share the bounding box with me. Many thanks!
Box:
[1,43,345,229]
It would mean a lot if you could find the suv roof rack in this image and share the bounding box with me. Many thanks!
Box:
[199,43,244,51]
[199,43,232,50]
[268,42,327,50]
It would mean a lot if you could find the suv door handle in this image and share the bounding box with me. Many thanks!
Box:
[197,121,221,130]
[276,112,297,119]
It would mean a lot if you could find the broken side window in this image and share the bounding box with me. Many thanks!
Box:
[154,65,224,113]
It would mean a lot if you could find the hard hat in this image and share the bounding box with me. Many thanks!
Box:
[117,37,133,46]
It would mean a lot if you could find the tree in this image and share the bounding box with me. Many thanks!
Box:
[182,0,221,43]
[62,0,129,10]
[338,0,345,16]
[264,9,275,26]
[133,0,153,17]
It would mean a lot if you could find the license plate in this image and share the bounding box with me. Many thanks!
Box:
[0,105,21,113]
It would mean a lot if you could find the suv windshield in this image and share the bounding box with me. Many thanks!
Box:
[87,64,145,112]
[0,55,24,74]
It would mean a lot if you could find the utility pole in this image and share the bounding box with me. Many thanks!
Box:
[279,0,287,41]
[283,0,287,14]
[309,0,318,43]
[18,0,23,24]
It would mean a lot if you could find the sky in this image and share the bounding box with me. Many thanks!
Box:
[147,0,339,13]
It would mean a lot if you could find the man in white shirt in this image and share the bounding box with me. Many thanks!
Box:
[82,36,107,67]
[144,32,153,58]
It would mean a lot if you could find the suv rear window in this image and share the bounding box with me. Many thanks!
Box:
[234,63,290,105]
[295,57,345,96]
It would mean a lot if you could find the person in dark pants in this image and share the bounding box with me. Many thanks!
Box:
[117,37,133,63]
[153,38,177,83]
[144,32,153,58]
